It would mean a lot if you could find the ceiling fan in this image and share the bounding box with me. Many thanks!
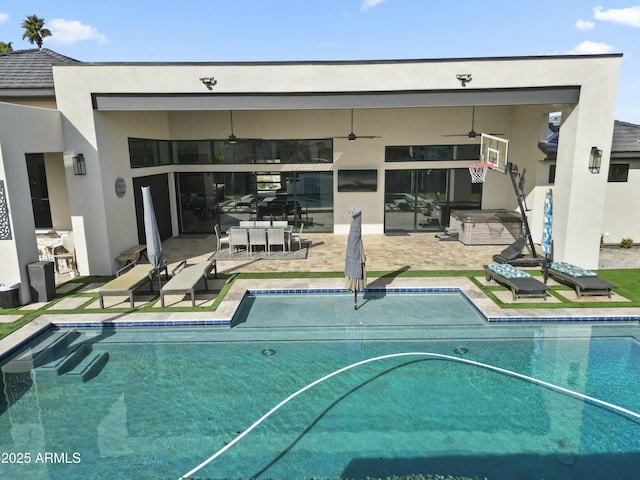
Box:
[444,107,504,139]
[336,109,381,141]
[226,111,263,143]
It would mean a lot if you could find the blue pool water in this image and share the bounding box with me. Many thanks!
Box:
[1,291,639,480]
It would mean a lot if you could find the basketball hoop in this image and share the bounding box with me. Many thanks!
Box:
[468,162,494,183]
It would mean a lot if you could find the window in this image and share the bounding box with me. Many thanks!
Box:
[607,164,629,182]
[130,138,333,166]
[548,164,556,184]
[385,144,480,162]
[129,138,172,167]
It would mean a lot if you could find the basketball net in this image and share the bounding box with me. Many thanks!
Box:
[468,161,494,183]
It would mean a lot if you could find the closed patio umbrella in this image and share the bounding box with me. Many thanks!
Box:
[541,188,553,282]
[344,205,366,310]
[142,186,165,290]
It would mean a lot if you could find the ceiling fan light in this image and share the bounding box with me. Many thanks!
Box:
[348,133,357,141]
[228,134,237,144]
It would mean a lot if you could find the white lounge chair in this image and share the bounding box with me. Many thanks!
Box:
[160,260,217,307]
[98,263,161,309]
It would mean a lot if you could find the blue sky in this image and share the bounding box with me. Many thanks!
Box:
[2,1,639,123]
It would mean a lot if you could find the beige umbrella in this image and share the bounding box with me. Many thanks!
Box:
[344,205,366,310]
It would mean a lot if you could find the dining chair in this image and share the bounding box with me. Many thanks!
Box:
[255,220,271,228]
[229,228,249,255]
[272,220,288,228]
[239,220,255,228]
[290,223,304,251]
[214,224,229,251]
[267,228,286,255]
[248,228,267,255]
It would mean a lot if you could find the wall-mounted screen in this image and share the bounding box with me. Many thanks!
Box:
[337,169,378,192]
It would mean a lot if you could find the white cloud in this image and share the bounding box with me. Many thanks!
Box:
[567,40,615,54]
[48,18,108,45]
[360,0,386,12]
[0,13,9,23]
[576,19,595,30]
[594,6,640,28]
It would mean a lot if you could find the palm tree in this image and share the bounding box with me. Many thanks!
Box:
[0,41,13,53]
[21,15,51,49]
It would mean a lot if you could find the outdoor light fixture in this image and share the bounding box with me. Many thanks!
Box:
[456,73,472,87]
[199,76,217,90]
[72,154,86,175]
[589,146,602,174]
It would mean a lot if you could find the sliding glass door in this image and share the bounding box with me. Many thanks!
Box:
[175,171,333,234]
[385,168,481,233]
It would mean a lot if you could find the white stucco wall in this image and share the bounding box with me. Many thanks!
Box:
[601,159,640,244]
[49,55,621,272]
[0,102,63,303]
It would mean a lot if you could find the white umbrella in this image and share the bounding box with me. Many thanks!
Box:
[142,186,164,290]
[344,205,366,310]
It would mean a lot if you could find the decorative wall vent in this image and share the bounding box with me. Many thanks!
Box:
[0,180,12,240]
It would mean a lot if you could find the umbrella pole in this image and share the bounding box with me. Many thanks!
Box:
[354,290,357,310]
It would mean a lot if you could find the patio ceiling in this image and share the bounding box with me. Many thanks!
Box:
[92,86,580,111]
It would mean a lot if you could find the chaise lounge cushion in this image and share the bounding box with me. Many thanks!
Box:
[484,263,549,300]
[547,262,616,297]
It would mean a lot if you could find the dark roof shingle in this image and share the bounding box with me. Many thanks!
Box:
[0,48,80,90]
[612,120,640,155]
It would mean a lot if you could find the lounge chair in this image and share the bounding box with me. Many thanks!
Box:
[492,237,543,267]
[484,263,549,301]
[546,262,616,298]
[160,260,217,307]
[98,263,160,308]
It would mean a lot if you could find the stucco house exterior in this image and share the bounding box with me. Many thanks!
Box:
[1,48,634,304]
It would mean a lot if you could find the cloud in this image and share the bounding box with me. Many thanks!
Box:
[594,6,640,28]
[48,18,108,45]
[567,40,615,54]
[360,0,386,12]
[0,13,9,23]
[576,19,595,30]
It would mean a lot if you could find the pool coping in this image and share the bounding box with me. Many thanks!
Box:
[1,276,639,361]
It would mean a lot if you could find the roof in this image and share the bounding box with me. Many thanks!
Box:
[538,119,640,160]
[611,120,640,156]
[0,48,80,94]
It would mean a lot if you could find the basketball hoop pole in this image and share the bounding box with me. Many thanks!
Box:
[506,161,538,258]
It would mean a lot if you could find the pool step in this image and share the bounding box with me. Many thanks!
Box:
[65,352,110,382]
[38,343,92,375]
[18,330,81,367]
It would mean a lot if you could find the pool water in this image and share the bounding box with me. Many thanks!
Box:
[1,292,639,480]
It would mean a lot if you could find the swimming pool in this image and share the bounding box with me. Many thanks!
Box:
[1,291,639,480]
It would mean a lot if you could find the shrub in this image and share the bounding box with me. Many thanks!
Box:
[620,237,634,248]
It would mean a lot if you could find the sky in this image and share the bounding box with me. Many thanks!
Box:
[1,1,639,123]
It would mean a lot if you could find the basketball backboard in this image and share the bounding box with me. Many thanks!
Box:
[480,134,509,174]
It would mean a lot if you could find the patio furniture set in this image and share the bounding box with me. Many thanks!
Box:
[215,221,304,256]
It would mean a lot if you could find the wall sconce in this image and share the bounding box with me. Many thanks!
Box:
[199,76,217,90]
[589,146,602,174]
[456,73,472,87]
[72,154,86,175]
